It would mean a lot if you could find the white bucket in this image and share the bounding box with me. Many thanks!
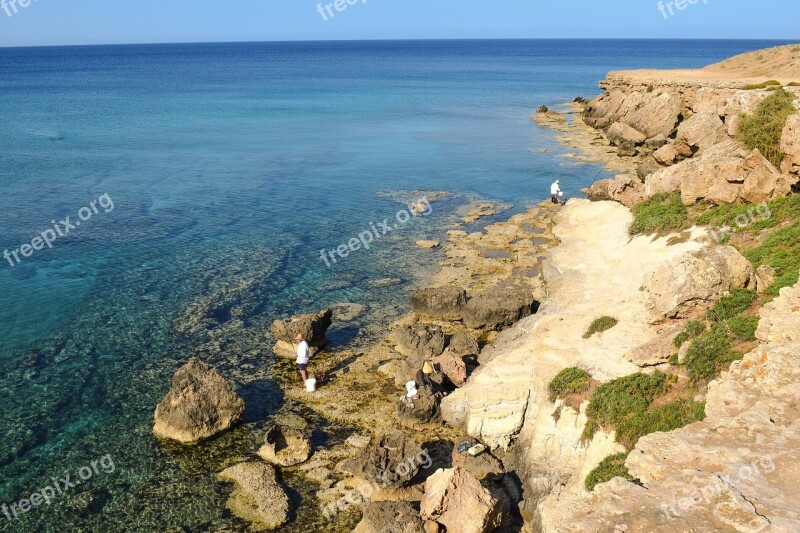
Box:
[305,378,317,392]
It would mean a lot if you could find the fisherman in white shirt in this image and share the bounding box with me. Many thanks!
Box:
[294,333,310,383]
[550,180,563,204]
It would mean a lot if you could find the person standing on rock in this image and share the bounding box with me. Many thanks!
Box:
[294,333,310,384]
[550,180,563,204]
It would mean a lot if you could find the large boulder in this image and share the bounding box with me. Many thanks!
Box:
[411,287,467,321]
[446,331,480,357]
[153,358,245,444]
[217,461,289,530]
[584,174,647,208]
[623,91,682,139]
[606,121,646,147]
[433,349,468,388]
[643,245,755,322]
[396,387,441,429]
[271,308,333,358]
[353,502,426,533]
[420,468,504,533]
[780,112,800,175]
[395,324,446,359]
[674,111,728,155]
[462,289,537,330]
[583,90,628,130]
[339,431,425,489]
[646,140,791,205]
[257,423,312,467]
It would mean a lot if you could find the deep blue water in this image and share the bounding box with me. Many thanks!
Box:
[0,39,795,531]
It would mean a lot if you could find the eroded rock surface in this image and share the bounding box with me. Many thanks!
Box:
[217,461,290,531]
[420,467,504,533]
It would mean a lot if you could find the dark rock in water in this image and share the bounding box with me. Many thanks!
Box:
[153,358,245,444]
[462,289,538,330]
[354,501,426,533]
[339,431,424,488]
[574,96,586,103]
[411,287,467,321]
[271,308,333,357]
[258,423,312,467]
[446,331,480,357]
[537,105,549,113]
[217,461,289,530]
[395,323,446,359]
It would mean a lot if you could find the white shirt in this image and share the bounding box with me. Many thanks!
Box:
[296,340,310,364]
[551,182,561,195]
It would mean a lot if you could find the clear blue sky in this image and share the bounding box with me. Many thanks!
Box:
[0,0,797,48]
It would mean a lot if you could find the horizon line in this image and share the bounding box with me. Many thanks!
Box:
[2,36,798,50]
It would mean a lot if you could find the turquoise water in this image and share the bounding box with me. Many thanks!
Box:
[0,39,794,531]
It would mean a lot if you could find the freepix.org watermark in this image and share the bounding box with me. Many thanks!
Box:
[316,0,367,22]
[1,0,37,18]
[657,0,708,19]
[319,196,433,268]
[2,454,116,522]
[3,193,114,268]
[707,202,771,244]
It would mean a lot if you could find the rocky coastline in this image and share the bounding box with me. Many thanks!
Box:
[151,44,800,532]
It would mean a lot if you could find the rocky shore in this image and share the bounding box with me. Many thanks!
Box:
[151,44,800,532]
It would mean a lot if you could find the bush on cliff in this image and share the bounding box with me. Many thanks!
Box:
[739,87,796,167]
[615,398,706,449]
[583,316,618,338]
[745,220,800,296]
[629,192,688,236]
[673,320,706,348]
[707,288,757,321]
[548,367,592,402]
[684,329,742,385]
[585,452,632,492]
[582,371,675,444]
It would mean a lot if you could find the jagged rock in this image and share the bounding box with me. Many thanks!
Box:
[217,462,289,530]
[451,442,505,481]
[675,111,727,155]
[433,349,468,387]
[395,324,446,359]
[637,156,663,179]
[625,323,685,366]
[353,502,426,533]
[153,358,245,444]
[411,287,468,321]
[652,143,679,166]
[645,134,667,149]
[420,468,504,533]
[446,331,480,357]
[781,111,800,175]
[583,90,629,130]
[646,140,791,205]
[271,308,333,357]
[397,388,441,429]
[257,424,312,467]
[339,431,425,488]
[755,264,777,293]
[606,121,647,146]
[616,140,637,157]
[586,174,647,207]
[463,289,537,330]
[624,92,683,139]
[643,245,755,322]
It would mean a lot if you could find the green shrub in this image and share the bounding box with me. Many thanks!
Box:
[549,367,592,402]
[721,315,760,341]
[585,453,632,491]
[668,353,680,366]
[788,82,800,87]
[583,316,619,338]
[646,84,654,93]
[583,371,674,441]
[739,88,796,167]
[744,80,784,90]
[684,329,742,384]
[707,289,757,321]
[695,195,799,232]
[745,219,800,295]
[629,192,689,236]
[615,398,706,449]
[673,320,706,348]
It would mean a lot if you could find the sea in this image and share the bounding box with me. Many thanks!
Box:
[0,39,794,532]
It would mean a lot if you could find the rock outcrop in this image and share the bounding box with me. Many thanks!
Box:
[541,281,800,532]
[153,358,245,444]
[271,308,333,358]
[411,287,468,321]
[462,289,538,330]
[584,174,647,207]
[339,431,425,489]
[257,423,312,467]
[353,501,426,533]
[217,461,290,530]
[395,324,446,359]
[420,467,504,533]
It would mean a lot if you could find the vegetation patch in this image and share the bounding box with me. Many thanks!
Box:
[745,220,800,296]
[684,328,742,385]
[707,288,757,321]
[629,192,689,236]
[583,371,675,445]
[722,315,760,342]
[646,84,654,93]
[695,194,800,232]
[583,316,619,339]
[744,80,783,90]
[673,320,707,348]
[548,367,592,402]
[738,87,796,167]
[585,452,632,492]
[615,398,706,449]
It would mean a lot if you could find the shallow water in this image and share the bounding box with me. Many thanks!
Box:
[0,39,793,531]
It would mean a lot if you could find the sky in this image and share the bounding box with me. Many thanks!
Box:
[0,0,798,48]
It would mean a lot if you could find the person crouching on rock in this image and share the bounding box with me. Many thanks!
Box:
[550,179,563,204]
[295,333,310,384]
